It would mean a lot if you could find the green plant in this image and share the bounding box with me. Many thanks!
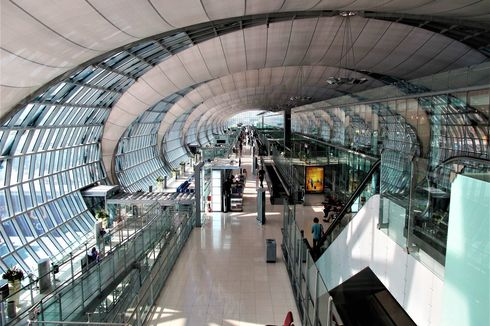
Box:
[2,266,24,282]
[156,176,164,182]
[95,209,109,223]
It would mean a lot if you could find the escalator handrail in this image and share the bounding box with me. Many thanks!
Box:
[270,163,291,196]
[319,159,381,247]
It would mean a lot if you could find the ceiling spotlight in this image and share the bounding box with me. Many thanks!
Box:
[326,12,370,87]
[339,11,356,17]
[326,77,368,85]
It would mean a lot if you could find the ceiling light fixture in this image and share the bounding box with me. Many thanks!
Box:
[287,67,314,108]
[326,12,368,86]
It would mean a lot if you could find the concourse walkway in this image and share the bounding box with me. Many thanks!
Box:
[147,144,301,326]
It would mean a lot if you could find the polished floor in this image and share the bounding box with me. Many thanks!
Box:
[147,146,303,326]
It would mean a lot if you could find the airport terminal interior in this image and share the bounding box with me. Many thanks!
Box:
[0,1,489,325]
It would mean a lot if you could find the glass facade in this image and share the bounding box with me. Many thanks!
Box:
[0,8,488,292]
[115,88,198,192]
[0,30,207,275]
[289,87,489,271]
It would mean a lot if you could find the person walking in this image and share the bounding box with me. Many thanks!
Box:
[311,217,324,251]
[258,167,265,187]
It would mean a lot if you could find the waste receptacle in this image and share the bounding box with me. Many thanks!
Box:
[7,300,16,318]
[266,239,276,263]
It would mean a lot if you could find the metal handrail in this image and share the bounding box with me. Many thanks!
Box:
[295,133,380,161]
[319,159,381,249]
[2,204,163,324]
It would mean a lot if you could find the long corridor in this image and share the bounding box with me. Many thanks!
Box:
[147,145,301,326]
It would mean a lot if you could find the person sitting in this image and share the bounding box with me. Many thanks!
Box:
[87,247,100,265]
[322,204,331,220]
[326,205,342,223]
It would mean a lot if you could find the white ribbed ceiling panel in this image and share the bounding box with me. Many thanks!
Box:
[82,0,175,36]
[141,67,180,96]
[198,38,230,77]
[11,0,135,53]
[162,56,198,88]
[201,0,246,20]
[220,28,247,73]
[178,46,215,82]
[2,0,489,117]
[265,20,293,67]
[356,22,412,68]
[243,25,268,69]
[149,0,208,27]
[283,18,319,66]
[245,0,284,15]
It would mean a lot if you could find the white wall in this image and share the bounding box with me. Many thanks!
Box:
[316,195,444,326]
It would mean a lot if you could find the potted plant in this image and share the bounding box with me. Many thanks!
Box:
[2,266,24,282]
[156,176,164,192]
[95,209,109,227]
[2,266,24,305]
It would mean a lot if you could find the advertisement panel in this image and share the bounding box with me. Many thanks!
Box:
[305,166,324,193]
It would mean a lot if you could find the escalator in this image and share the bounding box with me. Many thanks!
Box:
[317,159,381,255]
[330,267,416,326]
[264,163,289,205]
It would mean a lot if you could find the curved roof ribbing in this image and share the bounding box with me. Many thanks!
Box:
[1,0,490,286]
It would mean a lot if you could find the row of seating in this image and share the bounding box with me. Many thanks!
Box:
[176,177,194,193]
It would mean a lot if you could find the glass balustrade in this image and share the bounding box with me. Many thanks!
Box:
[322,164,380,249]
[86,206,195,324]
[1,203,188,324]
[281,202,343,326]
[379,156,490,275]
[268,132,379,205]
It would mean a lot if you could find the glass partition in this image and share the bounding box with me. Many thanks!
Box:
[300,86,490,277]
[281,202,343,326]
[1,203,194,324]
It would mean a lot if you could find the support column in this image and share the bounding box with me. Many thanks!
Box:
[284,109,291,150]
[194,162,204,227]
[257,188,266,224]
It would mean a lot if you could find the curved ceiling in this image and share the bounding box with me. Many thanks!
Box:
[101,15,486,178]
[2,0,490,114]
[1,1,490,181]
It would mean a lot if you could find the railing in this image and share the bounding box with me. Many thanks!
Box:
[2,203,175,324]
[380,155,490,270]
[271,146,299,196]
[282,201,344,326]
[84,207,195,324]
[120,209,195,325]
[319,160,381,251]
[265,132,379,204]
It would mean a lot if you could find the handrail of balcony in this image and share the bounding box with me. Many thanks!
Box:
[2,203,164,324]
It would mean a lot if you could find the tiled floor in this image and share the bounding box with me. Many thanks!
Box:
[146,146,303,326]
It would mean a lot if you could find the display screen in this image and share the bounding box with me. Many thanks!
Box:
[305,166,324,193]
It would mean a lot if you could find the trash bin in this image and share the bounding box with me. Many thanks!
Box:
[266,239,276,263]
[7,300,16,318]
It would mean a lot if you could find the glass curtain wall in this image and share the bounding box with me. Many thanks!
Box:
[0,29,202,276]
[115,87,201,192]
[115,100,172,192]
[163,115,191,170]
[294,87,489,272]
[0,67,125,274]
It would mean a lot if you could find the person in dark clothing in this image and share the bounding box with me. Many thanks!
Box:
[311,217,324,250]
[258,167,265,187]
[87,247,99,264]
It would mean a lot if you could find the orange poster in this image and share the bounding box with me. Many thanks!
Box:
[305,166,324,193]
